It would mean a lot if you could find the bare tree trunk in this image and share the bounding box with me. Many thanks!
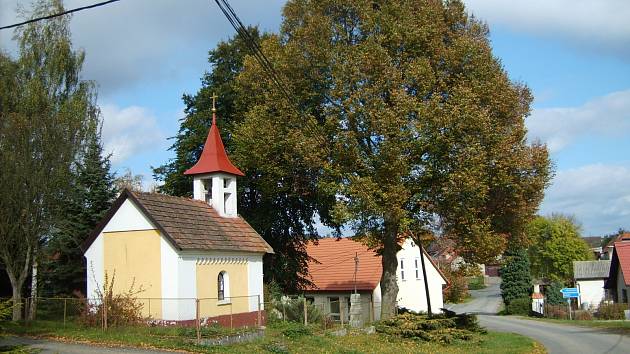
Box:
[4,245,32,321]
[29,257,38,320]
[380,218,400,320]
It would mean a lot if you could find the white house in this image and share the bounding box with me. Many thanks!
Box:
[573,260,611,310]
[82,107,273,325]
[304,238,448,323]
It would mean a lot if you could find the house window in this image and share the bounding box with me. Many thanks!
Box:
[415,258,420,279]
[218,271,230,301]
[400,259,405,280]
[328,297,340,321]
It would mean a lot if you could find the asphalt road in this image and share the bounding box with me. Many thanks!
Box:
[0,336,177,354]
[445,277,630,354]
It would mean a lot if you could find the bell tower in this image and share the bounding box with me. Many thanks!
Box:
[184,95,244,217]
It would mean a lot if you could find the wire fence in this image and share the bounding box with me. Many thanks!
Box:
[3,295,265,343]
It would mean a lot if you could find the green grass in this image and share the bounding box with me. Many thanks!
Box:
[1,320,544,354]
[527,317,630,335]
[467,276,487,291]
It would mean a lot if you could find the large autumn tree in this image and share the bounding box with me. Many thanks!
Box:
[0,0,99,320]
[233,0,551,318]
[153,28,337,292]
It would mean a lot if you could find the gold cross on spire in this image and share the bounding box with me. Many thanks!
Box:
[211,92,218,112]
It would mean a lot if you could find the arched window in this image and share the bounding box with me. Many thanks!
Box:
[218,271,230,301]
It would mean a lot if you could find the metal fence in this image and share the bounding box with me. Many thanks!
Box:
[5,295,265,342]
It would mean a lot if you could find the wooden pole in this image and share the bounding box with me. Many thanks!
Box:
[103,296,108,330]
[63,299,67,327]
[282,301,286,323]
[196,299,201,343]
[230,302,233,329]
[303,297,308,326]
[257,295,262,327]
[340,299,344,327]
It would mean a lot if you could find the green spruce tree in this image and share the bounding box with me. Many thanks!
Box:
[43,131,116,296]
[500,249,532,306]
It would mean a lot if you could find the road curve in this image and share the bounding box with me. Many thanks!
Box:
[479,315,630,354]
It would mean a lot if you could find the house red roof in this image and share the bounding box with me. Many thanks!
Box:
[306,238,382,291]
[184,112,244,176]
[613,242,630,286]
[305,238,447,292]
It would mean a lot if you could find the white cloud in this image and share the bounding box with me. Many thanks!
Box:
[464,0,630,60]
[0,0,285,96]
[526,89,630,152]
[541,164,630,235]
[100,104,164,164]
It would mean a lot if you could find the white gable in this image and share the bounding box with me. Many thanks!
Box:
[102,198,155,232]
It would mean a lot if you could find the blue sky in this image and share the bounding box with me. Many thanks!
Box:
[1,0,629,236]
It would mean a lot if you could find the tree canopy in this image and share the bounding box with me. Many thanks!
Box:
[0,0,99,319]
[232,0,550,318]
[526,215,593,282]
[153,27,336,292]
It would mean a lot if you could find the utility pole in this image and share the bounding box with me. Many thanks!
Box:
[412,232,432,316]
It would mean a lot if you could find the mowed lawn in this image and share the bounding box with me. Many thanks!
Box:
[2,320,545,354]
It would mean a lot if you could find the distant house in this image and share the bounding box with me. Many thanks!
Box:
[605,242,630,304]
[582,236,604,259]
[304,238,448,323]
[603,233,630,260]
[573,260,610,309]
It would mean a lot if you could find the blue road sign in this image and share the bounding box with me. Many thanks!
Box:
[560,287,579,298]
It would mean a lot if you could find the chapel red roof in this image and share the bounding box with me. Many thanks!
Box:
[184,112,244,176]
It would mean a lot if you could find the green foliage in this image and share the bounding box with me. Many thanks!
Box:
[42,132,116,296]
[544,281,565,305]
[279,322,312,339]
[234,0,551,317]
[505,298,530,315]
[526,215,592,282]
[276,297,322,324]
[0,0,99,320]
[152,27,330,293]
[375,312,485,344]
[500,249,532,306]
[467,276,486,290]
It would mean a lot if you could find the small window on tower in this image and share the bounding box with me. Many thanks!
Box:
[203,179,213,204]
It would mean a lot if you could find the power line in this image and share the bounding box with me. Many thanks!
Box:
[0,0,122,31]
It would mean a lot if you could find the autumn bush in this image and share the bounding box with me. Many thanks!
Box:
[596,302,627,320]
[375,310,486,344]
[440,265,469,303]
[80,271,146,327]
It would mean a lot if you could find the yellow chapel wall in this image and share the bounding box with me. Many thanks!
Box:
[103,229,162,319]
[196,262,250,317]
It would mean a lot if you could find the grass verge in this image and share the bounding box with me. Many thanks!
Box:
[1,320,544,354]
[525,317,630,335]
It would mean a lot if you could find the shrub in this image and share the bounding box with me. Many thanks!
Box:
[279,322,312,338]
[545,281,565,305]
[441,265,469,303]
[277,297,322,324]
[574,310,593,320]
[375,311,485,344]
[596,302,627,320]
[79,271,146,327]
[467,276,486,290]
[505,297,531,315]
[545,305,568,319]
